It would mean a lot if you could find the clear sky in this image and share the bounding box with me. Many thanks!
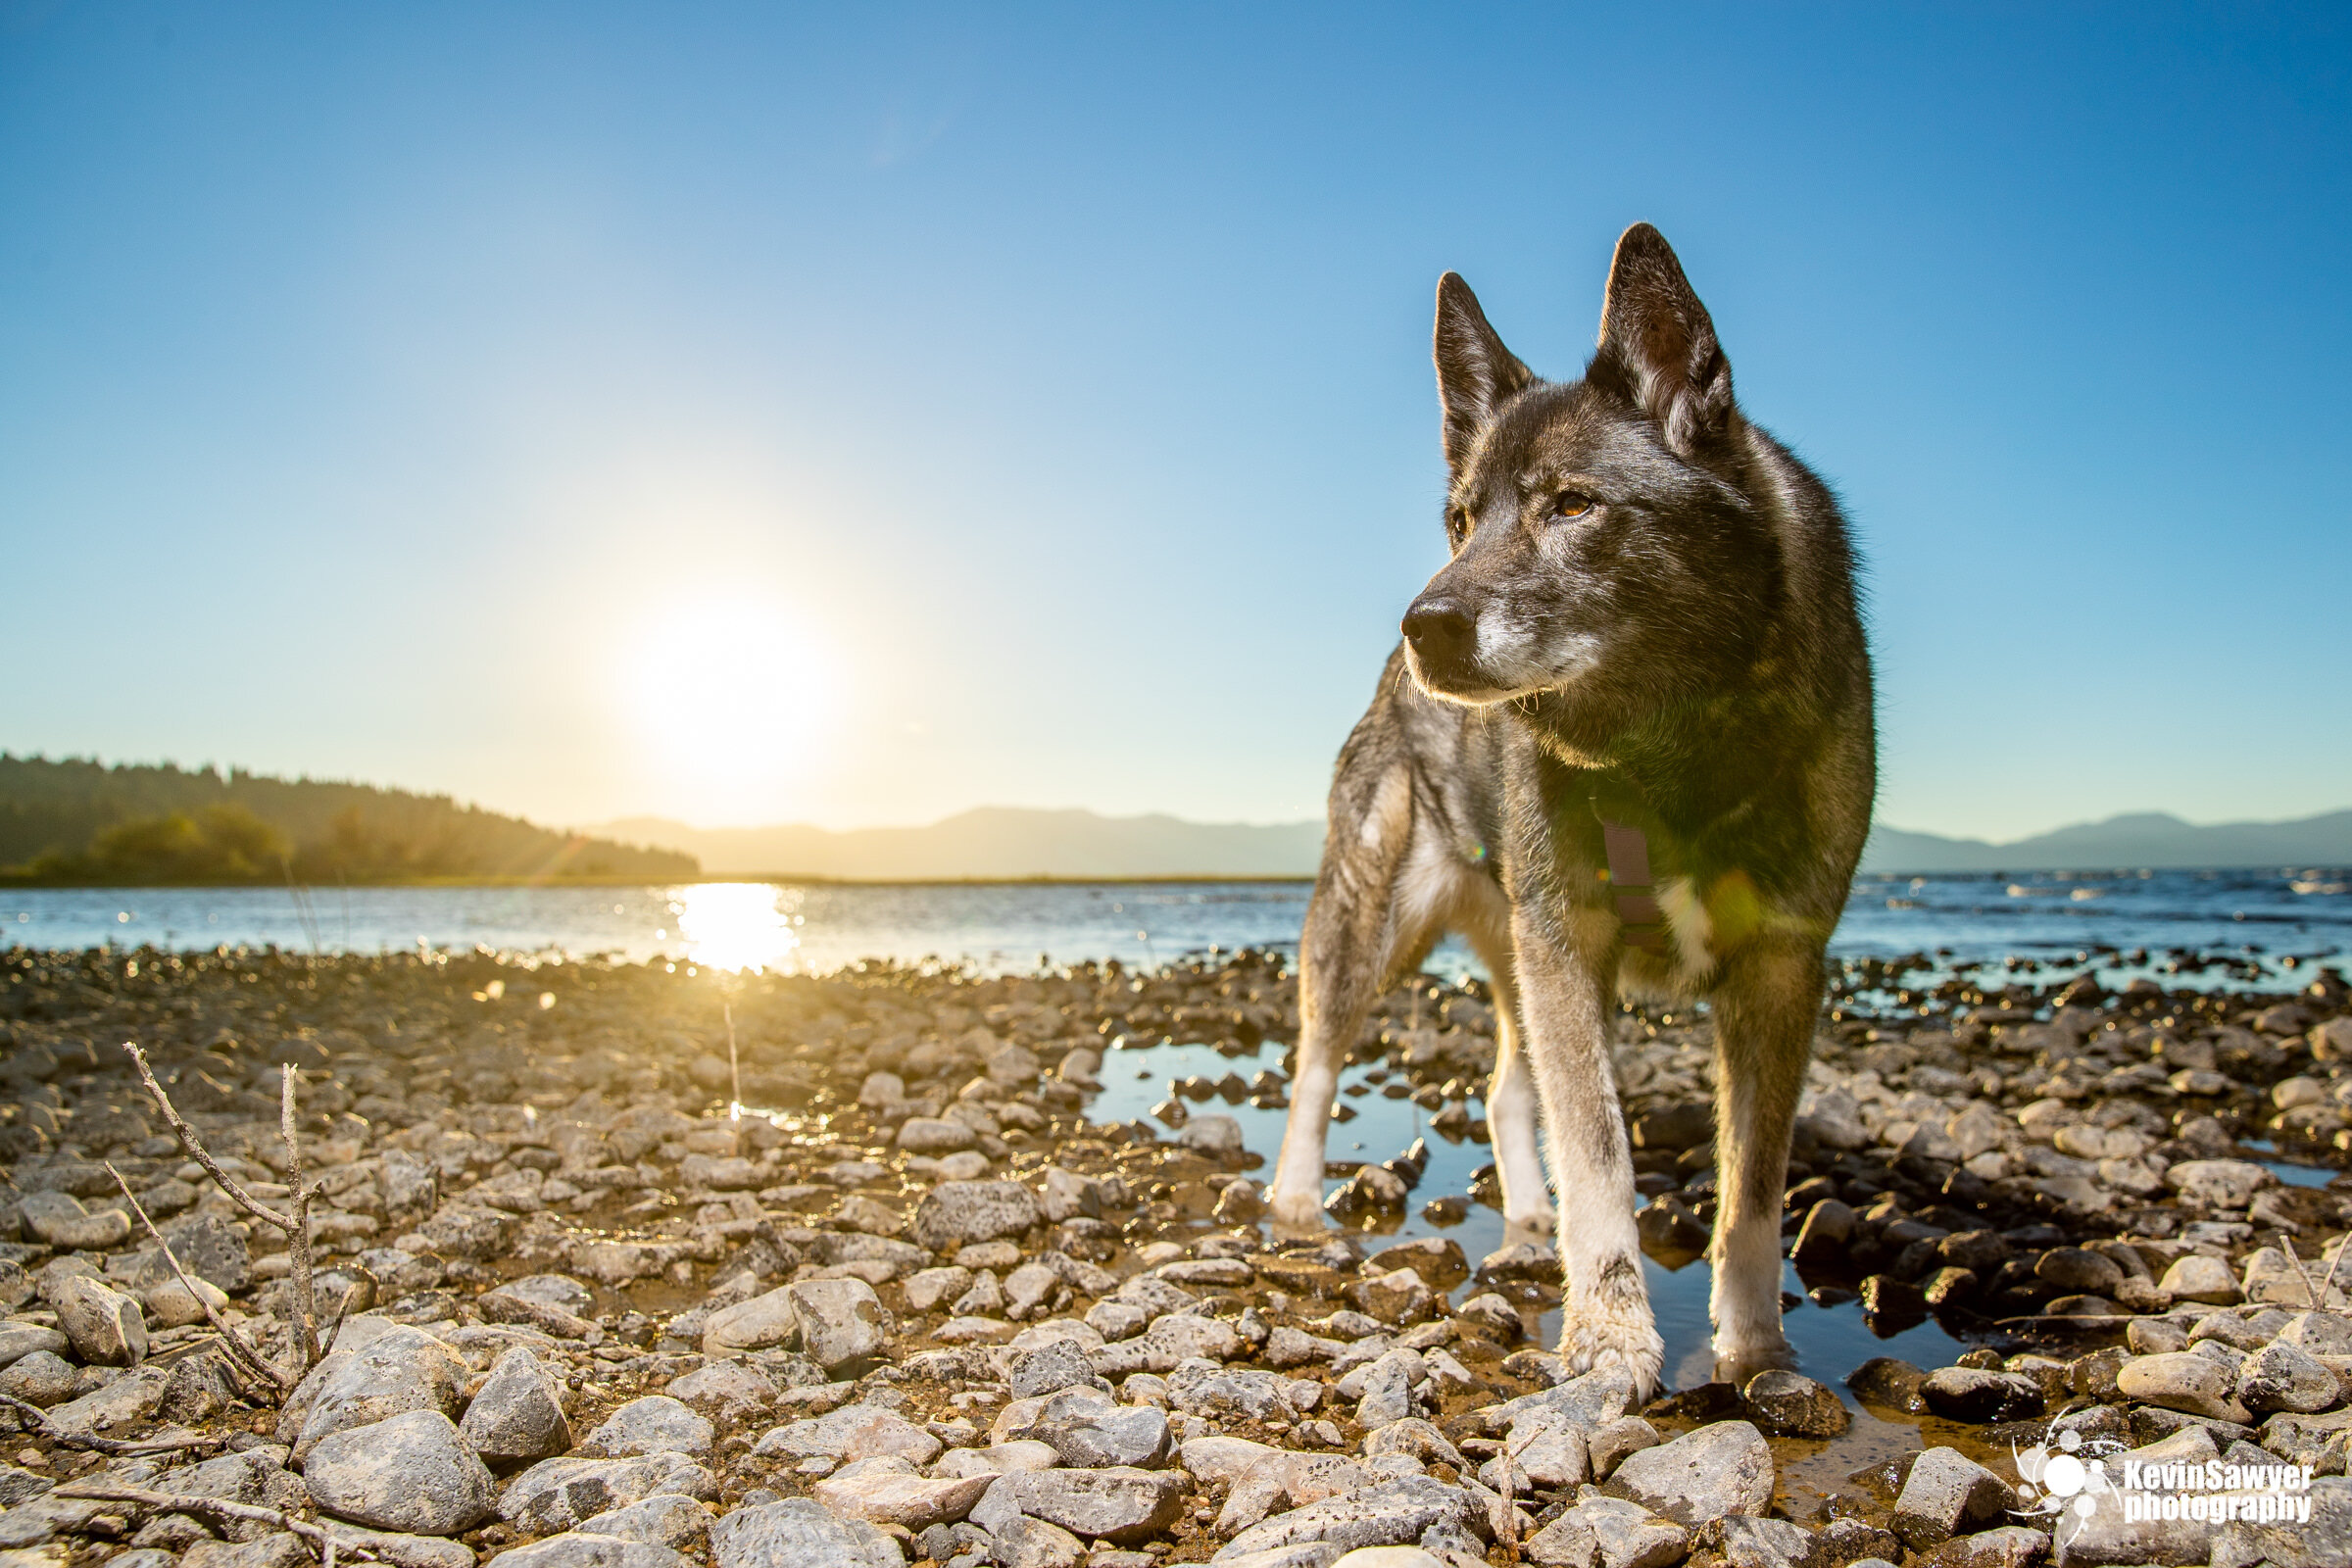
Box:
[3,4,2347,840]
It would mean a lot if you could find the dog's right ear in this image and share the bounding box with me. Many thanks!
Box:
[1434,273,1533,471]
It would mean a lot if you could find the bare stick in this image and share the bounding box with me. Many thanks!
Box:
[0,1393,220,1455]
[122,1044,295,1231]
[2281,1237,2323,1310]
[2317,1231,2349,1307]
[105,1161,290,1394]
[280,1064,322,1369]
[52,1483,384,1563]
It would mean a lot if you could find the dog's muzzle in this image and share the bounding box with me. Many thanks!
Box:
[1402,595,1478,687]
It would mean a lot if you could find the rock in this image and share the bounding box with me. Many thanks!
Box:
[911,1183,1042,1252]
[2035,1249,2125,1295]
[753,1403,943,1466]
[181,1538,312,1568]
[1007,1340,1100,1400]
[1889,1447,2017,1549]
[664,1360,776,1426]
[1704,1515,1812,1568]
[1214,1476,1487,1562]
[1919,1368,2044,1423]
[1924,1525,2047,1568]
[899,1118,977,1154]
[40,1361,168,1436]
[139,1272,231,1331]
[580,1396,713,1460]
[2116,1351,2249,1421]
[1006,1391,1172,1469]
[305,1410,497,1536]
[1350,1269,1434,1326]
[461,1347,573,1463]
[49,1276,145,1367]
[992,1515,1087,1568]
[1584,1418,1659,1482]
[1788,1200,1855,1265]
[416,1203,518,1259]
[704,1288,801,1357]
[905,1267,973,1313]
[500,1454,718,1535]
[813,1460,992,1530]
[1530,1495,1686,1568]
[2160,1253,2241,1305]
[1329,1552,1443,1568]
[18,1192,130,1250]
[576,1494,713,1550]
[0,1328,66,1371]
[1740,1370,1848,1438]
[487,1534,691,1568]
[985,1466,1187,1544]
[316,1524,479,1568]
[1601,1421,1772,1526]
[1176,1116,1245,1158]
[709,1497,903,1568]
[295,1325,468,1462]
[0,1352,76,1408]
[785,1279,890,1371]
[2165,1159,2276,1210]
[2236,1341,2340,1414]
[2210,1473,2352,1568]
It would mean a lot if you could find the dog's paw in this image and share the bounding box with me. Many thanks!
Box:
[1500,1211,1555,1250]
[1266,1187,1331,1235]
[1559,1307,1666,1403]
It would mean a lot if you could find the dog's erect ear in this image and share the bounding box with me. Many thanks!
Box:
[1594,224,1734,454]
[1434,273,1533,471]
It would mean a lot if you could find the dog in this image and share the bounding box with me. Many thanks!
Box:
[1266,224,1875,1395]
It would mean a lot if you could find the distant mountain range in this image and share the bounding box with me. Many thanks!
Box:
[1858,810,2352,873]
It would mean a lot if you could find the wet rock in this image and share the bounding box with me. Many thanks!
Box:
[462,1346,574,1463]
[1350,1268,1434,1326]
[1919,1368,2044,1423]
[1602,1420,1772,1526]
[985,1466,1188,1544]
[1889,1447,2017,1549]
[579,1396,713,1460]
[709,1497,903,1568]
[499,1454,717,1535]
[49,1276,146,1367]
[911,1182,1042,1251]
[1741,1370,1849,1439]
[1788,1200,1854,1264]
[2034,1249,2125,1295]
[305,1410,497,1536]
[1177,1116,1245,1158]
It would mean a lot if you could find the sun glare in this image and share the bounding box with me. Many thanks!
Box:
[621,594,840,819]
[672,883,803,972]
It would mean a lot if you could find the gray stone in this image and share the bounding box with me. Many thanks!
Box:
[305,1410,497,1536]
[753,1403,943,1466]
[0,1352,76,1408]
[2235,1340,2340,1414]
[487,1534,691,1568]
[899,1118,978,1154]
[1707,1515,1812,1568]
[1008,1339,1100,1401]
[2116,1351,2249,1422]
[42,1362,169,1437]
[1927,1525,2047,1568]
[911,1183,1041,1251]
[813,1459,993,1529]
[1584,1419,1659,1482]
[1889,1447,2017,1549]
[0,1469,48,1510]
[905,1267,974,1313]
[1529,1495,1685,1568]
[295,1325,469,1462]
[2209,1474,2351,1568]
[710,1497,903,1568]
[181,1536,312,1568]
[576,1494,713,1551]
[462,1346,574,1463]
[500,1453,718,1535]
[1213,1477,1486,1562]
[704,1288,800,1357]
[2165,1158,2276,1210]
[992,1515,1086,1568]
[491,1275,596,1316]
[785,1279,891,1370]
[1741,1370,1849,1439]
[2159,1253,2240,1305]
[1602,1420,1772,1527]
[49,1276,145,1367]
[0,1329,66,1371]
[1169,1362,1316,1424]
[1919,1368,2045,1423]
[18,1192,129,1250]
[665,1360,777,1425]
[985,1466,1188,1544]
[1177,1116,1245,1158]
[1006,1390,1172,1469]
[579,1396,713,1460]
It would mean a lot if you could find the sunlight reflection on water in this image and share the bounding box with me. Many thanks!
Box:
[672,883,804,972]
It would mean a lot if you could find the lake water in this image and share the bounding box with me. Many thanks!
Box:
[6,867,2345,988]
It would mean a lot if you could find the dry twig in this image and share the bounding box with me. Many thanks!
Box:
[0,1393,221,1456]
[52,1482,385,1563]
[106,1161,292,1395]
[122,1041,327,1382]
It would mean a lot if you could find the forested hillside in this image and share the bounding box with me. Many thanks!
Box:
[0,756,697,883]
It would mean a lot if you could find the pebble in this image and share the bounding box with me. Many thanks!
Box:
[1740,1369,1850,1438]
[487,1534,693,1568]
[982,1466,1188,1544]
[47,1276,145,1367]
[709,1497,903,1568]
[304,1410,497,1536]
[1889,1446,2017,1549]
[500,1454,719,1535]
[1601,1420,1773,1526]
[579,1396,714,1460]
[461,1346,574,1463]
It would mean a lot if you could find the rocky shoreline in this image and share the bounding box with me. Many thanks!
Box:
[0,944,2347,1568]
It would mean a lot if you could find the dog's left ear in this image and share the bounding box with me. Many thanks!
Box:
[1434,273,1534,471]
[1594,224,1735,454]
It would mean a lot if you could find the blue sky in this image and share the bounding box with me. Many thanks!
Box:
[3,3,2346,839]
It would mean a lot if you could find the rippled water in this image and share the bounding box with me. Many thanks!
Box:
[4,867,2346,984]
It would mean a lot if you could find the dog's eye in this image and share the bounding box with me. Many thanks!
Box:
[1445,507,1470,544]
[1551,491,1594,519]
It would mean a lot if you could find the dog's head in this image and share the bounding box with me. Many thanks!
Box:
[1403,224,1773,712]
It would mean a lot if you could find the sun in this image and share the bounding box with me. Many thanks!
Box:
[620,593,840,819]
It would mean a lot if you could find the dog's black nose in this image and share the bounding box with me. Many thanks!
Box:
[1403,598,1476,669]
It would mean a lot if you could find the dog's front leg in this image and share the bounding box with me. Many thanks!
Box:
[1511,905,1662,1398]
[1707,940,1821,1383]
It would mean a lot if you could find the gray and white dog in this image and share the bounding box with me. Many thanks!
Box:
[1267,224,1876,1395]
